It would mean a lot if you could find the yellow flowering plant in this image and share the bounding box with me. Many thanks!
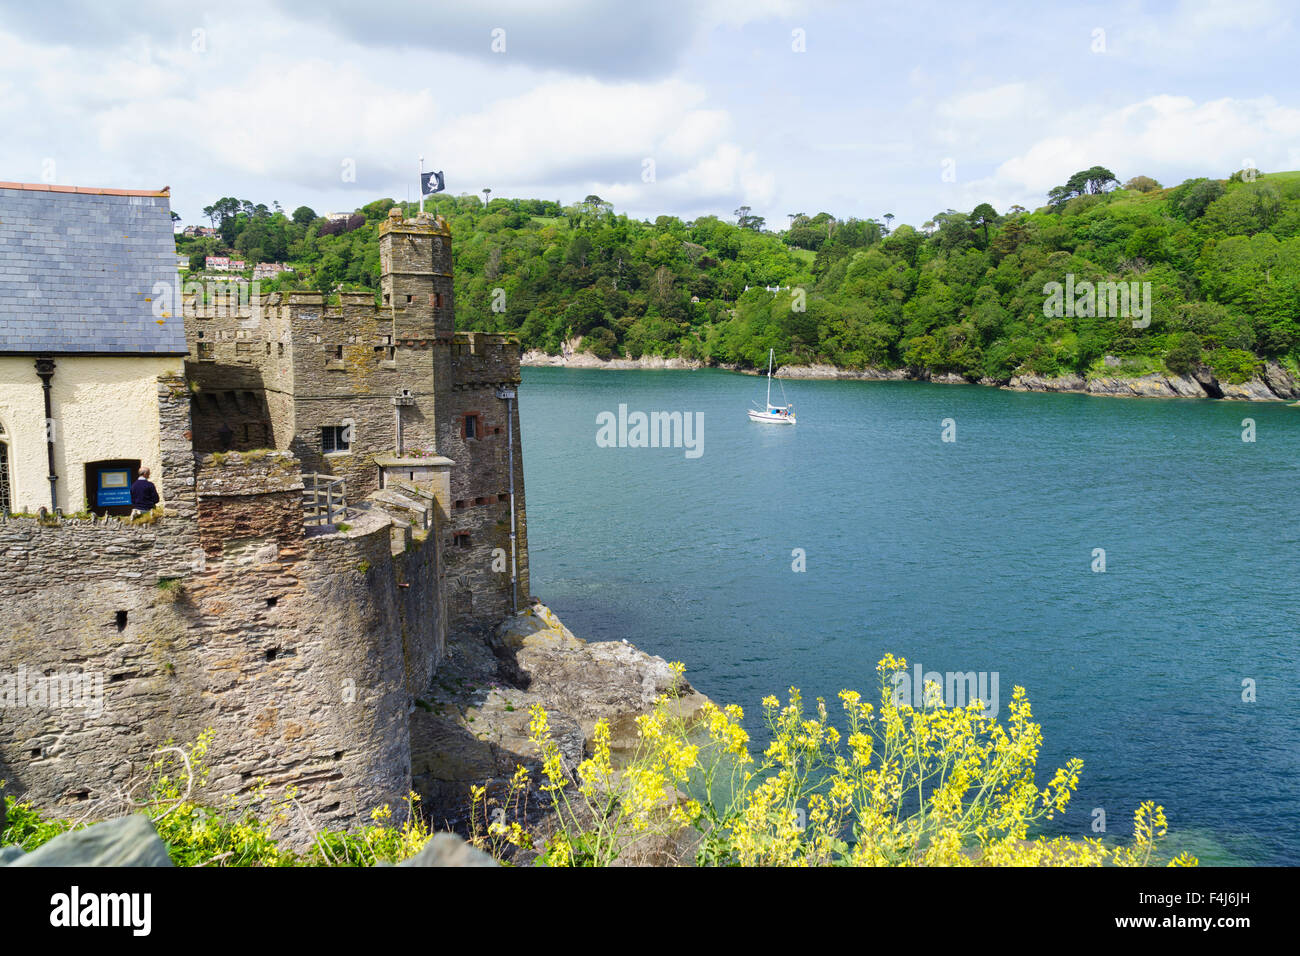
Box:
[469,765,535,860]
[519,655,1198,867]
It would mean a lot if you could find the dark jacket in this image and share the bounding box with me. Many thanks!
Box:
[130,478,160,511]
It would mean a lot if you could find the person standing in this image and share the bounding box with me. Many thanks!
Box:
[130,467,160,513]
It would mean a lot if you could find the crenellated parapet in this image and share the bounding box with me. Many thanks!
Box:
[451,331,523,389]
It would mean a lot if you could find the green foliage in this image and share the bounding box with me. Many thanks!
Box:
[2,786,78,850]
[180,169,1300,383]
[1164,333,1203,376]
[1206,348,1261,384]
[1123,175,1162,193]
[3,735,436,867]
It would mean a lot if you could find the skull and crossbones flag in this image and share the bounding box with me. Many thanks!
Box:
[421,170,446,195]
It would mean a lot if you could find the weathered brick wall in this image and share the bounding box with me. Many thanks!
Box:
[0,436,452,844]
[172,212,532,637]
[378,210,454,338]
[1,359,460,845]
[393,528,445,697]
[157,374,199,526]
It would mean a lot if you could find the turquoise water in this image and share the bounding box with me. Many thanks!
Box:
[518,367,1300,864]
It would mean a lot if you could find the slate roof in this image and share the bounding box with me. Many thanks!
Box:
[0,182,187,355]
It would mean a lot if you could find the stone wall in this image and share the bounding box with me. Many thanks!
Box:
[174,212,531,637]
[440,335,529,631]
[2,207,533,841]
[0,436,446,843]
[393,521,445,698]
[0,513,412,840]
[195,451,303,560]
[183,290,294,453]
[285,291,441,498]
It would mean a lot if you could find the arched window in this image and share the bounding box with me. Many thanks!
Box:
[0,420,11,514]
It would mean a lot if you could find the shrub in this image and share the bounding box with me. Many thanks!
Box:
[1206,348,1261,384]
[510,656,1198,867]
[1164,333,1203,376]
[1,786,78,850]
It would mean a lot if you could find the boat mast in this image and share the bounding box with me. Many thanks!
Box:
[766,348,773,408]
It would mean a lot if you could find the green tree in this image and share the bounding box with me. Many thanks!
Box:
[971,203,998,246]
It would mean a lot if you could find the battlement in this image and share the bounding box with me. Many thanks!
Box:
[181,290,451,335]
[451,331,522,387]
[194,450,307,561]
[0,193,495,846]
[376,210,452,239]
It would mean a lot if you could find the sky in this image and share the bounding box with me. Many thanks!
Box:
[2,0,1299,230]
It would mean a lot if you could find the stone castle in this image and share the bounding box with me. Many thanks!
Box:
[0,186,528,837]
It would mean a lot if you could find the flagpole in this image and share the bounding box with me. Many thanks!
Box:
[418,155,424,215]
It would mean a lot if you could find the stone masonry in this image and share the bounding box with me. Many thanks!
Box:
[180,208,529,630]
[0,210,529,842]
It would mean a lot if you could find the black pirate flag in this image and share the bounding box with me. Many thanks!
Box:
[420,170,446,195]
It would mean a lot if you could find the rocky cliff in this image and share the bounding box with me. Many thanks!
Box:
[523,346,1300,402]
[411,603,708,825]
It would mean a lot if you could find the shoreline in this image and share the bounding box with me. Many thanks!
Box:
[521,349,1300,402]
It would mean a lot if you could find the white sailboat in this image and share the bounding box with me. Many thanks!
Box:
[748,348,796,425]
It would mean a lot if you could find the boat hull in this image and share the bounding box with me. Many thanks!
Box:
[748,409,796,425]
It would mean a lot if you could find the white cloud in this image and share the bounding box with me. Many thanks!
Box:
[0,25,768,221]
[963,93,1300,212]
[91,59,440,186]
[436,78,721,182]
[1,2,1297,228]
[936,83,1041,124]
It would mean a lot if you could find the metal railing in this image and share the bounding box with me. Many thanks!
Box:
[303,473,348,526]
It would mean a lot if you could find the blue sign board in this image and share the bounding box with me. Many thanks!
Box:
[96,469,133,506]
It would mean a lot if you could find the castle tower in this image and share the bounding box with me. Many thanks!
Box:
[378,208,454,339]
[379,206,529,632]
